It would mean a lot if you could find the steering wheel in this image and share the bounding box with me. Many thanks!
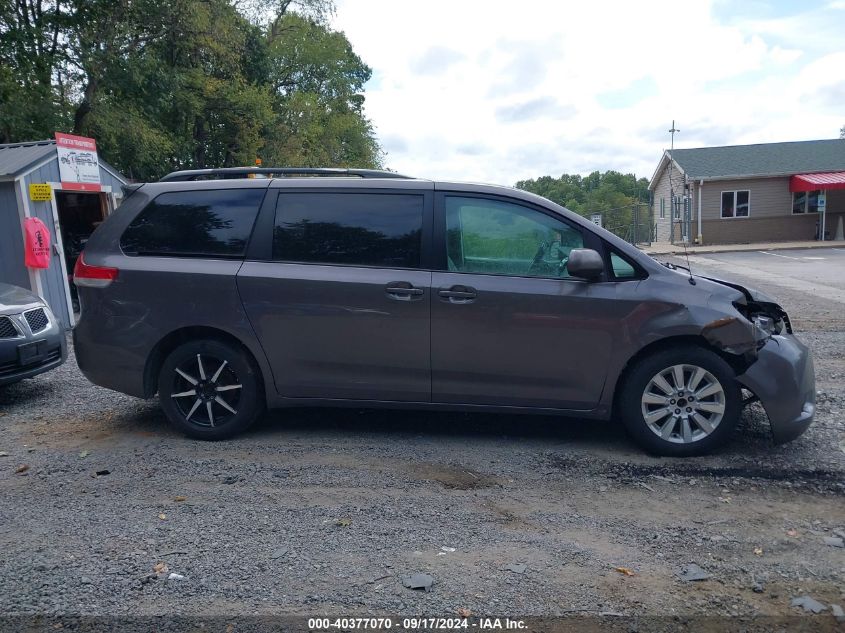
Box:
[527,243,569,278]
[527,242,549,276]
[557,255,570,277]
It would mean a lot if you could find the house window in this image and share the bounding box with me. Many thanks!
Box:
[792,190,820,214]
[673,196,681,220]
[721,190,750,218]
[659,198,665,219]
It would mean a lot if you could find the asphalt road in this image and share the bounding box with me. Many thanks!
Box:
[0,251,843,627]
[683,247,845,306]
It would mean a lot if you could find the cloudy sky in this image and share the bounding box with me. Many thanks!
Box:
[332,0,845,186]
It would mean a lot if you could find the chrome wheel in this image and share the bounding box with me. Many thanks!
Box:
[640,363,726,444]
[171,353,242,428]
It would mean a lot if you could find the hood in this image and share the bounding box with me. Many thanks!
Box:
[696,274,778,305]
[696,272,791,334]
[0,282,43,312]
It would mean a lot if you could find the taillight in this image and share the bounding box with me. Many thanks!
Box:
[73,253,118,288]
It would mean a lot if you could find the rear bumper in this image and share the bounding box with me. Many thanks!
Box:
[73,314,149,398]
[736,334,815,444]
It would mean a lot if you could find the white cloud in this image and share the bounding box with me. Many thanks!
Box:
[333,0,845,186]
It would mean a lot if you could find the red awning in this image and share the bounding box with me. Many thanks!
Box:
[789,172,845,192]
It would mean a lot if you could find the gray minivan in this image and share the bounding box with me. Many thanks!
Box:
[72,168,815,456]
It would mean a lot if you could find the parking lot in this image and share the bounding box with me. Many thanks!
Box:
[0,250,843,623]
[688,248,845,310]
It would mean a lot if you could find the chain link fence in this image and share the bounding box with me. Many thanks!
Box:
[600,203,654,247]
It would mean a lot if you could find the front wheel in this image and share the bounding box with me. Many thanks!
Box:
[618,346,742,456]
[158,339,264,440]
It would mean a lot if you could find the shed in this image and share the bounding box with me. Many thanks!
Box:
[0,139,127,329]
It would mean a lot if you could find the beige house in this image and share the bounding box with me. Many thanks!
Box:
[649,139,845,245]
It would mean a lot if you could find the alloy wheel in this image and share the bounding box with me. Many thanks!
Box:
[640,363,726,444]
[171,353,242,427]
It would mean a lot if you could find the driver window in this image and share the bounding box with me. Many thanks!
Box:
[445,196,584,278]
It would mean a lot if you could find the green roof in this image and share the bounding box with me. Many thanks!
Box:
[669,139,845,180]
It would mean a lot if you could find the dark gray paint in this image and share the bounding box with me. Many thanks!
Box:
[72,177,815,443]
[430,271,611,409]
[238,262,431,401]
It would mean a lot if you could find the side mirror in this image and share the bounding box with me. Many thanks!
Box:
[567,248,604,280]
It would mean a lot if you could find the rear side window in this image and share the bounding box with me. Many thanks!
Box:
[121,189,264,258]
[273,193,423,268]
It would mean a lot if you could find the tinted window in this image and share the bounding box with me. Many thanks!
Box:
[121,189,264,257]
[273,193,423,268]
[445,196,583,278]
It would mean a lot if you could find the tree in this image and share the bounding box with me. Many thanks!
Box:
[0,0,72,141]
[0,0,382,179]
[516,171,650,240]
[840,124,844,139]
[260,12,382,168]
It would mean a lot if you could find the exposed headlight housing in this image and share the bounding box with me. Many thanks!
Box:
[734,300,790,336]
[752,314,777,336]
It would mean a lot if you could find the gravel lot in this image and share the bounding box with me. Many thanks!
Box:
[0,253,843,625]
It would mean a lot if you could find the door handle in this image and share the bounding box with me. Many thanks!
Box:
[385,282,424,301]
[438,285,477,303]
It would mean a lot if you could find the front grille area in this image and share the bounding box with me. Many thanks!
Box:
[24,308,48,334]
[0,348,61,377]
[0,316,18,339]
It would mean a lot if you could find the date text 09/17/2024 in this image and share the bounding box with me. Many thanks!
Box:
[308,617,527,630]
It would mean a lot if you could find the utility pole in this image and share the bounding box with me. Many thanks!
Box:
[669,120,679,151]
[668,120,680,244]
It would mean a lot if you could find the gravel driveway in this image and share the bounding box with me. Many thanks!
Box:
[0,255,843,627]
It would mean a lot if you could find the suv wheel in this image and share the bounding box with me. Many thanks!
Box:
[158,339,264,440]
[618,346,741,456]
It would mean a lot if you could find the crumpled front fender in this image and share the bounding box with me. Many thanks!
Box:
[735,334,815,444]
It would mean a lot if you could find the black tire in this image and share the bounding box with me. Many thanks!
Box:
[618,345,741,456]
[158,338,264,440]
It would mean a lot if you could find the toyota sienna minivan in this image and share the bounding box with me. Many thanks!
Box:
[73,167,815,456]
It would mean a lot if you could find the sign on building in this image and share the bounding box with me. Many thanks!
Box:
[28,183,52,201]
[55,132,101,192]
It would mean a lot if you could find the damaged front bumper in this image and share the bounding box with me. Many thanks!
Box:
[735,334,815,444]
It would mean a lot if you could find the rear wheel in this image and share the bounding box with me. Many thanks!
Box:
[158,339,263,440]
[618,346,741,456]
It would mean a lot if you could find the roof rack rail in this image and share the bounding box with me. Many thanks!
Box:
[159,167,412,182]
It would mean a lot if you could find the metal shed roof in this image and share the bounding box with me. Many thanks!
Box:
[0,139,127,184]
[0,140,57,178]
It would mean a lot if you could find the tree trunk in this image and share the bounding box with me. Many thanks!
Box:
[194,116,207,168]
[72,76,98,134]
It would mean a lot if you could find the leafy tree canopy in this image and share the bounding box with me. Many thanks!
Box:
[516,171,651,239]
[0,0,382,180]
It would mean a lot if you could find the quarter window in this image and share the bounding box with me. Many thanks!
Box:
[120,189,264,257]
[792,190,821,214]
[273,193,423,268]
[720,190,750,218]
[610,250,638,279]
[445,196,584,278]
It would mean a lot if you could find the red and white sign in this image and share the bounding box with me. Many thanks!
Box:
[55,132,101,192]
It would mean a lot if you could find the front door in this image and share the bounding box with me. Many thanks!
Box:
[431,194,612,410]
[238,189,432,402]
